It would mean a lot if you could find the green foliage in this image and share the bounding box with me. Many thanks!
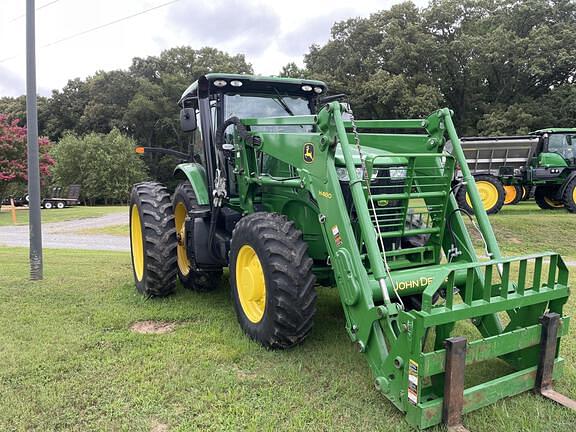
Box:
[51,130,147,204]
[300,0,576,134]
[34,46,253,184]
[279,62,307,78]
[2,1,575,192]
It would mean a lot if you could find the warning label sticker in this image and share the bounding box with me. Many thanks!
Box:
[331,225,343,247]
[407,359,419,405]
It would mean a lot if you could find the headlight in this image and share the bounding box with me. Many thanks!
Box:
[389,167,407,180]
[336,167,379,181]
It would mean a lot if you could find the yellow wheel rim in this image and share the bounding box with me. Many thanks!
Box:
[130,205,144,281]
[466,181,499,211]
[236,245,266,323]
[174,202,191,276]
[503,185,517,205]
[573,187,576,205]
[544,196,563,208]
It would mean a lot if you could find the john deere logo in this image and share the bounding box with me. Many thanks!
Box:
[303,143,315,163]
[377,199,389,207]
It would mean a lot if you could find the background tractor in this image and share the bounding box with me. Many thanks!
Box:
[129,74,574,429]
[454,130,576,214]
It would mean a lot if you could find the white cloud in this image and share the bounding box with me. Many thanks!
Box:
[0,0,428,97]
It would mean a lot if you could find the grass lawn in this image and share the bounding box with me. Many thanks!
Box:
[1,202,575,431]
[0,206,127,227]
[483,201,576,259]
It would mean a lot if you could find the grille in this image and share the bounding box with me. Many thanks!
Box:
[366,153,455,267]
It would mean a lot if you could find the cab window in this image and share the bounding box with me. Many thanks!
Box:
[548,134,575,160]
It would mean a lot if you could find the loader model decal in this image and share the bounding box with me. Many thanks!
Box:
[303,143,315,163]
[396,277,433,291]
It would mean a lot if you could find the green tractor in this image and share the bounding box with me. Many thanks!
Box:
[129,74,575,429]
[455,129,576,214]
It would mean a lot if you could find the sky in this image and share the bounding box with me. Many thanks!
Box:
[0,0,427,98]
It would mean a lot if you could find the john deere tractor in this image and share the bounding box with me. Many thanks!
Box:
[129,74,574,429]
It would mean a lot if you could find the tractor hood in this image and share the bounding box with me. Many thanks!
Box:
[334,145,408,167]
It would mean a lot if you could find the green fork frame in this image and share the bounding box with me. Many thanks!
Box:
[232,103,573,429]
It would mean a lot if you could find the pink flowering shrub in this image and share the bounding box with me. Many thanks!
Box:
[0,114,54,196]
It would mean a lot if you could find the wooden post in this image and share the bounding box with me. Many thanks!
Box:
[10,198,17,224]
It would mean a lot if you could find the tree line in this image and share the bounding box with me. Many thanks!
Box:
[1,0,574,203]
[286,0,576,135]
[0,47,252,202]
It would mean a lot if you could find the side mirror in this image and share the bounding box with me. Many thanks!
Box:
[180,108,197,132]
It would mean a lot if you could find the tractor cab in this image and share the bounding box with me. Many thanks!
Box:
[531,128,576,168]
[178,74,326,147]
[176,74,327,201]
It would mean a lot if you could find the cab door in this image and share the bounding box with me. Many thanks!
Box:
[546,133,575,166]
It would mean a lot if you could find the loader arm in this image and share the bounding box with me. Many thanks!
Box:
[230,102,573,429]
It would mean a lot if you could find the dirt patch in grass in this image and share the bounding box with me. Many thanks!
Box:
[150,420,169,432]
[130,320,178,334]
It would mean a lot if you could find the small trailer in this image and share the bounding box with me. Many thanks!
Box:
[42,185,81,209]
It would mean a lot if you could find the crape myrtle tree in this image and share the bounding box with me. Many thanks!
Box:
[0,115,54,208]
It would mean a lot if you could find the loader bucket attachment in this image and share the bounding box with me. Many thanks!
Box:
[395,253,571,428]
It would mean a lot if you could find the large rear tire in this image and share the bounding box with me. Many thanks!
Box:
[562,178,576,213]
[230,212,317,349]
[456,175,505,215]
[534,186,564,210]
[172,181,222,291]
[129,182,177,297]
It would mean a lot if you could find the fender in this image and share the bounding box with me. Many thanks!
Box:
[559,170,576,197]
[174,163,210,205]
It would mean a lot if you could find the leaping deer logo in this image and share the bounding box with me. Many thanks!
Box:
[303,143,314,163]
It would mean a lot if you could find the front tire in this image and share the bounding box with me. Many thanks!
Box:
[129,181,177,297]
[230,212,317,349]
[172,181,222,291]
[535,186,564,210]
[44,201,53,209]
[456,175,505,215]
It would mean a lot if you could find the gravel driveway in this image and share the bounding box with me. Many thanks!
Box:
[2,214,576,267]
[0,212,129,251]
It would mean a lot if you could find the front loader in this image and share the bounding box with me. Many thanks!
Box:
[129,74,575,429]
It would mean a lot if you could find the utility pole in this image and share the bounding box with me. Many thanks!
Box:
[26,0,43,280]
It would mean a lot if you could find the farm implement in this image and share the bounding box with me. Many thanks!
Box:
[454,130,576,214]
[129,74,574,429]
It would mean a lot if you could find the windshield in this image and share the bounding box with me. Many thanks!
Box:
[224,94,313,132]
[548,133,575,160]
